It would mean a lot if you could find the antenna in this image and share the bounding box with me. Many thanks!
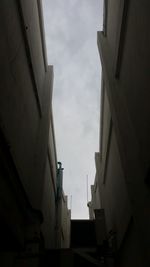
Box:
[86,175,89,203]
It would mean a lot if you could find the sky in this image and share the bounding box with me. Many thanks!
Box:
[42,0,103,218]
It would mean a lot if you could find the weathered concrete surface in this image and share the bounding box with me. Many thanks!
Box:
[98,0,150,265]
[0,0,58,253]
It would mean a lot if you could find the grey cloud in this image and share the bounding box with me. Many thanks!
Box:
[42,0,103,218]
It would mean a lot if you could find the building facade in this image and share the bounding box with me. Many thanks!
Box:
[89,1,150,266]
[0,0,70,265]
[88,153,101,220]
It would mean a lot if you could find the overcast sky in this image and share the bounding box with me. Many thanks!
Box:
[42,0,103,218]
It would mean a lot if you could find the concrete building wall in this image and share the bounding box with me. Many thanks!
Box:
[100,125,131,248]
[104,0,121,62]
[41,114,57,250]
[88,153,101,220]
[43,115,58,246]
[0,0,68,254]
[53,164,71,249]
[117,1,150,172]
[0,0,52,210]
[94,209,107,246]
[91,182,101,211]
[20,0,47,107]
[105,0,150,173]
[48,116,57,190]
[98,0,150,264]
[41,154,57,249]
[60,194,71,248]
[96,77,143,265]
[100,86,111,160]
[98,87,131,248]
[115,220,143,267]
[0,0,71,258]
[88,201,95,220]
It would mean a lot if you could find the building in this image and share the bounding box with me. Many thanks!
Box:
[55,163,71,249]
[0,0,70,265]
[88,153,101,220]
[2,0,150,266]
[89,1,150,266]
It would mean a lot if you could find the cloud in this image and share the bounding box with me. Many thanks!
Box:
[42,0,103,218]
